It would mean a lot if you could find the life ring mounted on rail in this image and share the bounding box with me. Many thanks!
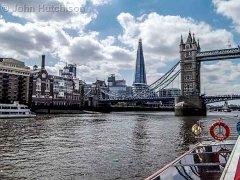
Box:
[210,120,230,141]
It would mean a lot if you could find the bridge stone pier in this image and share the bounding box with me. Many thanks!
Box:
[175,95,206,116]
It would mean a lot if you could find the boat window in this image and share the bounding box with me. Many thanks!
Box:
[2,106,10,109]
[11,107,18,109]
[2,112,9,114]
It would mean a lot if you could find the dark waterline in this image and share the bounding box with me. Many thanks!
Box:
[0,111,238,179]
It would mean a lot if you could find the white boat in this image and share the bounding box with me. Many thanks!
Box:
[0,101,36,119]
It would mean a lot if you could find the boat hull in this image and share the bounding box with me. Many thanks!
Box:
[0,114,36,119]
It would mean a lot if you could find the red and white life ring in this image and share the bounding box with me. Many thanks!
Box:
[210,120,230,141]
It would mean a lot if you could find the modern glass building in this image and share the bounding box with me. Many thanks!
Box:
[132,39,148,94]
[133,39,147,85]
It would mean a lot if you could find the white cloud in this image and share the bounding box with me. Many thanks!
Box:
[56,34,134,82]
[201,61,240,95]
[91,0,111,6]
[0,0,106,30]
[0,10,134,83]
[0,19,69,60]
[213,0,240,32]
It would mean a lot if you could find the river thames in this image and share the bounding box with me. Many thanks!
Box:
[0,111,239,179]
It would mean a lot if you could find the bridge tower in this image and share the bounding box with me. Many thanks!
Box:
[175,32,206,116]
[180,32,201,95]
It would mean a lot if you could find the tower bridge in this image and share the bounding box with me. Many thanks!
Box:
[86,32,240,115]
[176,32,240,115]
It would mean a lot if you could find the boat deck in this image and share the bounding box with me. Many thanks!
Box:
[146,140,237,180]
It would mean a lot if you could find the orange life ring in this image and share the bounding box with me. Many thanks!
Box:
[210,120,230,141]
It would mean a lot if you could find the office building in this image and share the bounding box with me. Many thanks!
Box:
[159,88,181,97]
[107,74,132,96]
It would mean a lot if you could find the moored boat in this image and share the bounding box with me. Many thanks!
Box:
[0,101,36,119]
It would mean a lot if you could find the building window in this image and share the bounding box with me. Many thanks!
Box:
[185,51,191,57]
[184,75,192,80]
[46,80,50,91]
[36,78,41,90]
[184,64,192,70]
[184,83,193,92]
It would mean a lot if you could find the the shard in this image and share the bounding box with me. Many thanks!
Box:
[133,39,147,85]
[132,39,147,94]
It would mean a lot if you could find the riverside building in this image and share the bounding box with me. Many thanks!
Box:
[51,64,81,106]
[0,58,31,104]
[108,74,132,96]
[29,55,53,106]
[29,55,82,108]
[159,88,181,97]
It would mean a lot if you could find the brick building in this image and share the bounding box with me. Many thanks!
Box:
[29,55,82,108]
[0,58,31,104]
[29,55,52,106]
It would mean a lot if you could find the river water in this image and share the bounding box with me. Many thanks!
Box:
[0,111,239,180]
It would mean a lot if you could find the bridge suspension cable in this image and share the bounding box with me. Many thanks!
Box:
[160,69,181,90]
[149,61,180,90]
[132,61,181,98]
[151,69,180,91]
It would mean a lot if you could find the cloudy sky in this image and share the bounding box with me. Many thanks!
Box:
[0,0,240,96]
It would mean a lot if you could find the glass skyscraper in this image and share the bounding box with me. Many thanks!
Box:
[132,39,148,94]
[133,39,147,85]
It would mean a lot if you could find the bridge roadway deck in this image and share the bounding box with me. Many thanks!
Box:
[204,95,240,104]
[99,97,174,103]
[196,47,240,61]
[99,95,240,104]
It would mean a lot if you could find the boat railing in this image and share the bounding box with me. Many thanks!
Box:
[145,141,236,180]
